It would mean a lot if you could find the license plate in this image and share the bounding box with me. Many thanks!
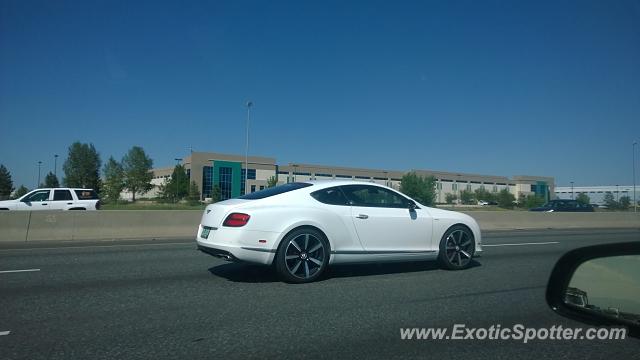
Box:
[200,227,211,239]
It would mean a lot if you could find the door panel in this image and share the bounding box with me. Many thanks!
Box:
[339,184,433,252]
[350,206,432,251]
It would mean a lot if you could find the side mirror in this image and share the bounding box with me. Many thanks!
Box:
[408,201,417,211]
[546,242,640,338]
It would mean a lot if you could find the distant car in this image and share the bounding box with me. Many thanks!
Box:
[477,200,489,206]
[530,199,594,212]
[0,188,101,211]
[196,181,482,283]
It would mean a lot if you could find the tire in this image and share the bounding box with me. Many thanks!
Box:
[274,228,330,283]
[437,225,475,270]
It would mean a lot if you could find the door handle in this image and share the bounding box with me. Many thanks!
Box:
[67,202,73,205]
[42,203,48,205]
[356,214,368,219]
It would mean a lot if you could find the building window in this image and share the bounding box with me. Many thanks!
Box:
[493,185,498,192]
[336,174,352,178]
[452,183,458,191]
[259,186,265,190]
[219,166,233,200]
[241,169,256,180]
[251,185,256,193]
[466,184,471,191]
[202,166,213,198]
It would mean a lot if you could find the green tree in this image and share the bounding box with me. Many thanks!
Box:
[159,165,189,202]
[121,146,153,202]
[102,157,125,203]
[575,192,590,205]
[474,188,496,202]
[0,164,14,200]
[210,185,221,203]
[42,172,60,188]
[618,196,630,210]
[12,185,29,199]
[399,172,437,206]
[524,195,546,209]
[445,193,457,204]
[63,142,101,191]
[187,180,201,205]
[496,188,516,209]
[267,176,278,188]
[603,192,617,209]
[459,189,475,205]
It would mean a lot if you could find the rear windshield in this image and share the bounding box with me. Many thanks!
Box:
[238,182,312,200]
[74,190,99,200]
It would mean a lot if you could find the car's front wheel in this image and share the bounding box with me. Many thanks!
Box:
[437,225,475,270]
[275,228,329,283]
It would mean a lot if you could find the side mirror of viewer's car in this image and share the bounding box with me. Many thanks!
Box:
[546,242,640,338]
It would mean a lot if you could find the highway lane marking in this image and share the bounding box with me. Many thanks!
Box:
[0,242,191,252]
[0,268,41,274]
[0,331,10,336]
[483,241,560,247]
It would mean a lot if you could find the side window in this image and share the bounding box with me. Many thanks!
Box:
[54,190,73,201]
[24,190,50,202]
[74,190,99,200]
[310,187,350,206]
[341,185,409,208]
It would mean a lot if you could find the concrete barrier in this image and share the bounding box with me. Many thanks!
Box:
[0,211,202,242]
[0,211,31,241]
[0,210,638,242]
[463,211,640,231]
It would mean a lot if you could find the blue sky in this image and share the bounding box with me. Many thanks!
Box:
[1,0,639,189]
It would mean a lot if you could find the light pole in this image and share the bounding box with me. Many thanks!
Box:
[54,154,59,178]
[245,101,252,195]
[175,158,182,203]
[634,142,637,212]
[616,184,619,201]
[570,181,574,199]
[37,161,42,188]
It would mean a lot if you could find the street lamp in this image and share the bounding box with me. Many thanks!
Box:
[37,161,42,188]
[616,184,619,201]
[570,181,574,199]
[245,101,253,195]
[175,158,182,203]
[634,142,637,212]
[54,154,59,178]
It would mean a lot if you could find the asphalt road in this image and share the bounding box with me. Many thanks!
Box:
[1,228,639,359]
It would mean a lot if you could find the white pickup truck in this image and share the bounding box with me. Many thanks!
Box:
[0,188,101,211]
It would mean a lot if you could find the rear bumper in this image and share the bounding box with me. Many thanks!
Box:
[195,225,278,265]
[197,245,239,261]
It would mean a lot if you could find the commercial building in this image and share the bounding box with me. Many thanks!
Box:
[131,151,554,203]
[555,185,636,205]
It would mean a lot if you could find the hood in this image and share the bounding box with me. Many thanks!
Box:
[0,199,19,209]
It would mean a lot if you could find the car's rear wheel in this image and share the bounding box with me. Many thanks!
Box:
[275,228,329,283]
[438,225,475,270]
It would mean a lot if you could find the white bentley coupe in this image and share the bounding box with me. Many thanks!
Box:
[196,181,482,283]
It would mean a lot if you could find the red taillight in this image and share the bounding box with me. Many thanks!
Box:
[223,213,250,227]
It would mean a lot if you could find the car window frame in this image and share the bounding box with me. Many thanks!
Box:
[53,189,73,201]
[339,184,413,209]
[309,186,351,206]
[23,190,51,202]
